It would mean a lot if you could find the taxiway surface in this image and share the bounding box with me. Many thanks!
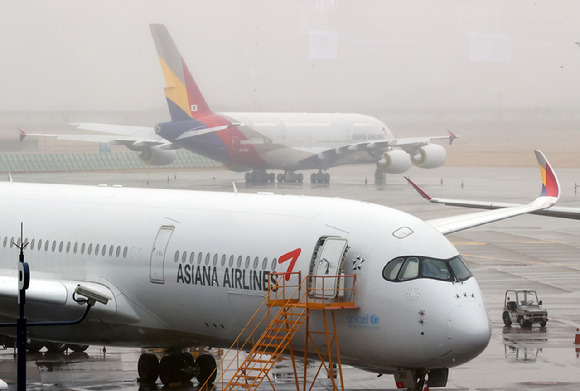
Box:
[1,163,579,390]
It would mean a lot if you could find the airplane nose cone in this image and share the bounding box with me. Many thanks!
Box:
[447,301,491,363]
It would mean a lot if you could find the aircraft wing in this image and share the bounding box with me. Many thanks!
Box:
[308,131,457,163]
[405,150,561,234]
[19,125,176,149]
[0,273,141,324]
[405,178,580,221]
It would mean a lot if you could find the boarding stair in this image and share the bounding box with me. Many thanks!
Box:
[205,271,358,391]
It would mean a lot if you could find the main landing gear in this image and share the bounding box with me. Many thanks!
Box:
[245,170,275,184]
[277,171,304,183]
[138,351,217,387]
[310,170,330,184]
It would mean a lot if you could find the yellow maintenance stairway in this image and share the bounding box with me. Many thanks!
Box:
[205,270,359,391]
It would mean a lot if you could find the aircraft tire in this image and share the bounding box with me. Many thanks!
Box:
[138,352,159,384]
[45,342,67,353]
[196,353,217,385]
[159,354,182,386]
[67,344,89,352]
[310,173,316,183]
[502,311,512,326]
[181,352,195,382]
[277,173,285,183]
[297,173,304,183]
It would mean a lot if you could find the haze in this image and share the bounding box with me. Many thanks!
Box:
[1,0,579,165]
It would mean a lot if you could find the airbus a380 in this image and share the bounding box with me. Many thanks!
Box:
[0,151,559,389]
[21,24,456,184]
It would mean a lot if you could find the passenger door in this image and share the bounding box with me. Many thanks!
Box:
[150,226,174,284]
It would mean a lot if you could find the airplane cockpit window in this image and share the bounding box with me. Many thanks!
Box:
[383,255,472,282]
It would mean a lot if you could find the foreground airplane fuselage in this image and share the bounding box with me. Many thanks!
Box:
[0,182,489,374]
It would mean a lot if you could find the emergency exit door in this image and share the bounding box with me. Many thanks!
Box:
[310,237,348,299]
[150,226,174,283]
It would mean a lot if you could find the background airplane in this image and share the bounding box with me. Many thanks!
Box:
[20,24,456,184]
[0,151,559,390]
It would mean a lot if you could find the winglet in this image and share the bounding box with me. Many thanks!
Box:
[18,128,26,142]
[534,150,559,199]
[447,130,458,145]
[404,176,432,201]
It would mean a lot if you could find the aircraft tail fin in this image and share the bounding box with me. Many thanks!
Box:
[150,24,213,121]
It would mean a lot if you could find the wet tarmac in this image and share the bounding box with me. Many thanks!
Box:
[1,164,580,390]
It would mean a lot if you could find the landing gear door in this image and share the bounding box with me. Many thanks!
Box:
[150,226,174,284]
[310,237,348,299]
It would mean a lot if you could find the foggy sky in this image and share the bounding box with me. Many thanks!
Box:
[1,0,580,118]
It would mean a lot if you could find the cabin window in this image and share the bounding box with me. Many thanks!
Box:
[66,242,71,253]
[45,241,49,251]
[95,244,100,255]
[30,239,35,250]
[221,254,226,267]
[123,247,128,258]
[102,245,107,257]
[229,255,234,268]
[109,246,114,257]
[213,254,218,267]
[88,244,93,255]
[73,243,78,254]
[382,255,472,283]
[52,241,56,252]
[205,253,210,266]
[237,256,242,268]
[189,252,195,264]
[38,239,43,250]
[253,257,259,269]
[182,251,187,263]
[174,251,180,262]
[10,238,15,248]
[262,258,268,270]
[245,256,251,268]
[197,253,203,265]
[271,258,277,271]
[81,243,86,254]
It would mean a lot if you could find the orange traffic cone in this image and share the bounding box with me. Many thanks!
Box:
[575,328,580,345]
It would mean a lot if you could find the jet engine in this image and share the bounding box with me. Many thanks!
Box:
[411,144,447,169]
[376,150,412,174]
[138,146,177,166]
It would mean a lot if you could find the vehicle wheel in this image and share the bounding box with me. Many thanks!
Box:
[517,316,524,328]
[138,353,159,384]
[159,354,182,386]
[297,173,303,183]
[67,344,89,352]
[310,173,316,183]
[502,311,512,326]
[181,352,195,382]
[26,340,44,353]
[196,353,217,385]
[269,173,275,183]
[277,173,284,183]
[45,342,68,353]
[540,321,547,327]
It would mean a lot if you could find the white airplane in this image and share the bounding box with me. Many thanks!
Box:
[20,24,456,184]
[0,150,559,390]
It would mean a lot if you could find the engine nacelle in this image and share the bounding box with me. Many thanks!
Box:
[138,147,177,166]
[411,144,447,169]
[376,150,412,174]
